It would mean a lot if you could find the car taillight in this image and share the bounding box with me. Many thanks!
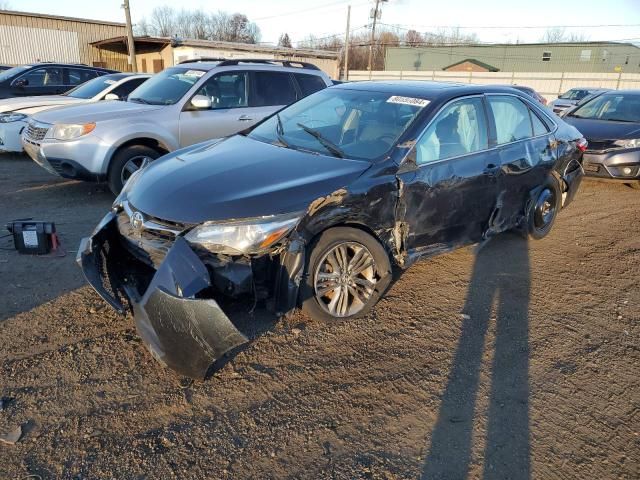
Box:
[577,138,588,152]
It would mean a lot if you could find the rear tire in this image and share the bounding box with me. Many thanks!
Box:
[301,227,391,322]
[107,145,161,195]
[527,178,561,240]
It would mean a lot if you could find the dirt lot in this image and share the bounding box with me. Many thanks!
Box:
[0,153,638,479]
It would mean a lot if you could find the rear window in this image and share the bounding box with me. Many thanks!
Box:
[294,73,327,97]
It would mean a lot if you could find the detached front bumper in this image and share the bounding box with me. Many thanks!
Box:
[582,149,640,181]
[76,214,248,379]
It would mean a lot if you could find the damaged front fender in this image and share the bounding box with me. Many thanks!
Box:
[77,219,248,379]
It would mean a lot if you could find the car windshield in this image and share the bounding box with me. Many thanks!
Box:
[560,89,589,100]
[65,74,126,99]
[0,66,29,82]
[249,88,425,160]
[127,67,205,105]
[569,93,640,123]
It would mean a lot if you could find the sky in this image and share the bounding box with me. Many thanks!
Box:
[12,0,640,46]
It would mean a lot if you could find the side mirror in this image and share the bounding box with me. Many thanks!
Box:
[190,94,211,110]
[104,93,119,101]
[13,78,28,87]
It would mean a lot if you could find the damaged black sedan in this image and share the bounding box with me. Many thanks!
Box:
[78,82,585,378]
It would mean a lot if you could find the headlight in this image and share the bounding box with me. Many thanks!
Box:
[185,212,303,255]
[0,113,27,123]
[50,122,95,141]
[614,138,640,149]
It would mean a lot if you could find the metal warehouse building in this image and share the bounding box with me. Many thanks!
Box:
[385,42,640,73]
[91,36,340,78]
[0,9,128,69]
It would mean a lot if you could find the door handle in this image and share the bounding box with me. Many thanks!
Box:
[238,115,253,121]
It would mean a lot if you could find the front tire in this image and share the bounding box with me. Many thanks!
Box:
[107,145,161,195]
[301,227,392,322]
[526,179,561,240]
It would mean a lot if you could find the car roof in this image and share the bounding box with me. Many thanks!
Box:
[332,80,536,100]
[175,60,326,75]
[599,89,640,95]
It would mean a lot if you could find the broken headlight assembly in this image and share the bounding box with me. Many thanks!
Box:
[184,212,302,255]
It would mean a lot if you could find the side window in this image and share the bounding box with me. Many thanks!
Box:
[252,71,296,107]
[67,68,97,86]
[194,72,248,109]
[109,78,147,99]
[416,97,488,165]
[17,67,64,87]
[530,109,549,136]
[488,96,533,144]
[294,73,327,97]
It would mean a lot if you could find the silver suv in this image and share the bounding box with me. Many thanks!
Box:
[22,59,332,193]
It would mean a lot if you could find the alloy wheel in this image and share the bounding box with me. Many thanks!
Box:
[313,241,378,318]
[120,155,151,185]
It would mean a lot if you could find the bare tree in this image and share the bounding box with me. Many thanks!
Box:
[150,6,176,37]
[278,33,293,48]
[540,27,589,43]
[404,29,424,47]
[134,17,150,36]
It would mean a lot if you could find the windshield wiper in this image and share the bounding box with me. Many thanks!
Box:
[129,97,151,104]
[604,118,636,123]
[274,113,290,148]
[296,122,344,158]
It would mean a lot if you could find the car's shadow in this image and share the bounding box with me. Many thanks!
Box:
[421,232,531,479]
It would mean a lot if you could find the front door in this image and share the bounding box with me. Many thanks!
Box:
[179,71,257,147]
[12,66,66,96]
[397,96,500,256]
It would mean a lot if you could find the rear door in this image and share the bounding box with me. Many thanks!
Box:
[247,70,298,122]
[398,95,500,254]
[485,94,557,225]
[178,70,253,147]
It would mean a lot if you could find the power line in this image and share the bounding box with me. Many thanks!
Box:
[376,22,640,30]
[252,0,369,22]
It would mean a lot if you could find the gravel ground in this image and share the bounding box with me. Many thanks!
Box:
[0,153,638,479]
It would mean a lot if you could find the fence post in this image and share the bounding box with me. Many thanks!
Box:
[510,70,515,85]
[432,70,435,81]
[558,71,565,96]
[469,71,473,83]
[399,70,403,80]
[616,71,622,90]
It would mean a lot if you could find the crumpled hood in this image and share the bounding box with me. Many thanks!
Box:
[127,135,372,224]
[31,100,164,125]
[0,95,84,113]
[564,116,640,140]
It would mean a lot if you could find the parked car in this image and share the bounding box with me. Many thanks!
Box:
[0,63,117,99]
[0,73,149,153]
[550,88,610,116]
[563,90,640,189]
[22,59,333,194]
[511,85,548,105]
[78,82,585,378]
[0,65,11,72]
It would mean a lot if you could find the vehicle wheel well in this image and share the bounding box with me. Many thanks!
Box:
[307,222,393,263]
[108,138,169,170]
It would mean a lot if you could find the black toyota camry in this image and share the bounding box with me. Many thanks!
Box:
[78,81,585,378]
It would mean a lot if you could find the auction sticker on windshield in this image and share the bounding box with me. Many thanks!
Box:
[184,70,205,77]
[387,96,430,107]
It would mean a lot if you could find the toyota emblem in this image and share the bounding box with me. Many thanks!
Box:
[131,211,144,234]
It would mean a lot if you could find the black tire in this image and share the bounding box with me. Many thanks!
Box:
[300,227,392,322]
[526,178,561,240]
[625,181,640,190]
[107,145,161,195]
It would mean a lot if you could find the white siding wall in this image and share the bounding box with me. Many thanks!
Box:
[348,70,640,101]
[0,25,80,64]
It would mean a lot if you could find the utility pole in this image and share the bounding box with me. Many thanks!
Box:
[123,0,137,72]
[367,0,386,79]
[343,5,351,81]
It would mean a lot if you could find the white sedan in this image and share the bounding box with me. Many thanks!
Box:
[0,73,149,153]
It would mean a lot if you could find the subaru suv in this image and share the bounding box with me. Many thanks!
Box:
[78,82,585,378]
[22,59,333,194]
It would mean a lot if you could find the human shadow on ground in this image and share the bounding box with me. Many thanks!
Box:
[422,232,531,480]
